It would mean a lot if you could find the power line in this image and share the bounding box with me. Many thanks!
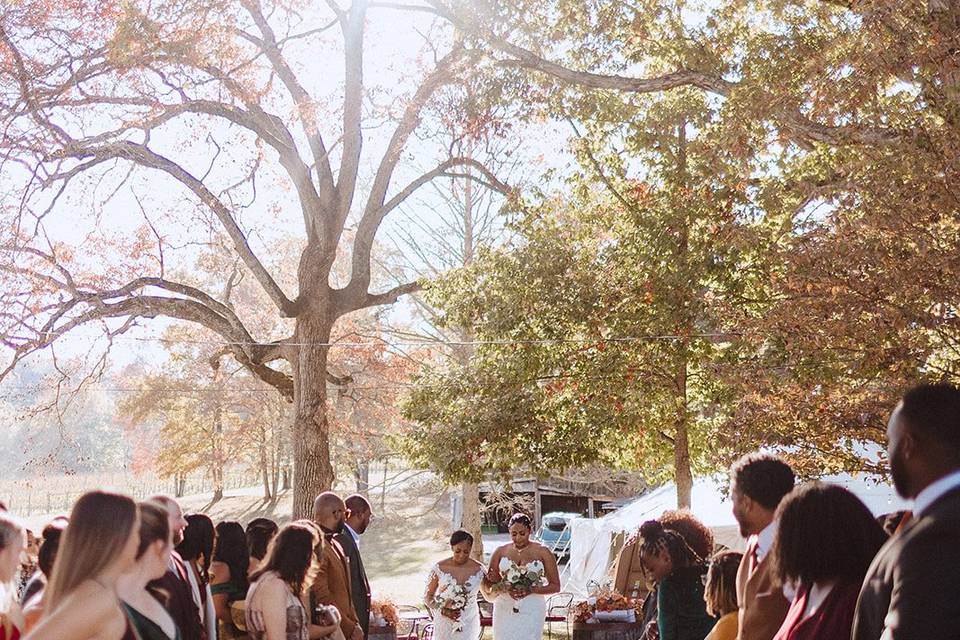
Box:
[13,331,741,349]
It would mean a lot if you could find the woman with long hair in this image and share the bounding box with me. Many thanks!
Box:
[21,517,68,633]
[0,512,27,640]
[245,523,340,640]
[21,517,67,607]
[25,490,140,640]
[770,483,887,640]
[210,521,249,639]
[116,501,180,640]
[245,519,278,577]
[177,514,216,640]
[638,520,717,640]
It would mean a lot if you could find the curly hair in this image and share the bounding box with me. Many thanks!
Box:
[659,510,714,560]
[730,453,795,510]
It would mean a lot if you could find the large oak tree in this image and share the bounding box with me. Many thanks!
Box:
[0,0,507,516]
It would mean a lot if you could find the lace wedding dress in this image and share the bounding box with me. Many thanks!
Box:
[426,563,485,640]
[492,559,547,640]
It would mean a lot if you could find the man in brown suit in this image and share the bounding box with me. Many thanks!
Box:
[730,453,795,640]
[313,492,363,640]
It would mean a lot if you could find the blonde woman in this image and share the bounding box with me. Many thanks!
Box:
[25,491,140,640]
[0,512,27,640]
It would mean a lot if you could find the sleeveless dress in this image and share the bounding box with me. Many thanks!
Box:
[245,572,309,640]
[491,560,547,640]
[426,563,485,640]
[122,603,182,640]
[212,579,248,639]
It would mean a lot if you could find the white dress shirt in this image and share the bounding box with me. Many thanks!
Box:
[755,519,779,564]
[344,522,361,548]
[913,469,960,517]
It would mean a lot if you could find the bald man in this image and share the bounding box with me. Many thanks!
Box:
[311,492,362,640]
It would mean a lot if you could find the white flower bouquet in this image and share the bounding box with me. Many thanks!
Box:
[498,558,545,613]
[433,574,470,632]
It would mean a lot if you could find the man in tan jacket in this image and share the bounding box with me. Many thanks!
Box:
[313,492,363,640]
[730,453,795,640]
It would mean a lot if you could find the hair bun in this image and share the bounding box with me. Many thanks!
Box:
[639,520,664,538]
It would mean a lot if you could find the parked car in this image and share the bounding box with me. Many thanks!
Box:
[535,512,579,560]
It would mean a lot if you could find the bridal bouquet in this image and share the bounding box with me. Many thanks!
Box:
[498,558,545,613]
[433,574,470,633]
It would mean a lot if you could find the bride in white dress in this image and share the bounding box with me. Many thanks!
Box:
[425,530,486,640]
[482,514,561,640]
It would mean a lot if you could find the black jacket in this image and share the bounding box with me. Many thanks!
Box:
[852,484,960,640]
[148,551,203,640]
[336,528,371,639]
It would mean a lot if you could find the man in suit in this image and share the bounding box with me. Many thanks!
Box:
[729,453,795,640]
[313,492,363,640]
[852,383,960,639]
[149,495,204,640]
[338,494,373,640]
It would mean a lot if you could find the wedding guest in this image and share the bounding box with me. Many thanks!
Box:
[246,522,341,640]
[177,514,216,640]
[25,490,139,640]
[312,493,362,640]
[17,529,38,600]
[245,519,278,577]
[210,521,248,639]
[771,482,885,640]
[853,383,960,639]
[424,530,485,640]
[337,495,372,640]
[21,516,67,606]
[638,510,715,640]
[0,512,27,640]
[117,501,181,640]
[729,453,795,640]
[21,517,68,632]
[704,551,742,640]
[638,519,716,640]
[148,496,203,640]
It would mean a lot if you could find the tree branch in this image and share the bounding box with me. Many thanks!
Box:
[53,140,297,316]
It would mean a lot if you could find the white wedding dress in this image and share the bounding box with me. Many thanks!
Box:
[427,563,485,640]
[492,560,547,640]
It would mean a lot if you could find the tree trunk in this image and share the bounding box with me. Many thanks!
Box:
[291,311,336,519]
[354,458,370,496]
[673,118,693,510]
[461,481,484,561]
[260,432,272,500]
[211,366,225,502]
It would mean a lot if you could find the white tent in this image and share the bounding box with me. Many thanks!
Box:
[563,473,908,597]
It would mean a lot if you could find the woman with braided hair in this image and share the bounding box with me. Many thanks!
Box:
[637,520,717,640]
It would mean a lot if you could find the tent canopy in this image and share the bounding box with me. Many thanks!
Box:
[563,473,908,597]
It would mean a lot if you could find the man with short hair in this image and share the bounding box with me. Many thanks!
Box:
[312,492,362,640]
[729,453,795,640]
[338,494,373,640]
[852,383,960,639]
[149,495,204,640]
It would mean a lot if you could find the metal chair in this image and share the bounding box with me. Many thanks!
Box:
[397,605,424,640]
[545,592,574,639]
